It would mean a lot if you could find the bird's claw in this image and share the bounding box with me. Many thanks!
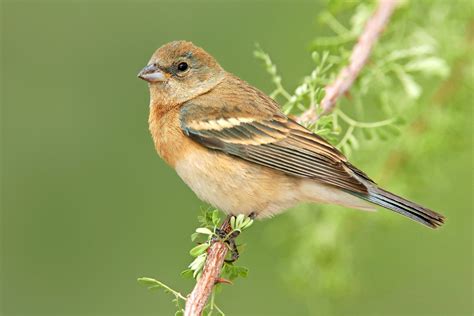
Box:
[213,213,255,263]
[224,238,240,263]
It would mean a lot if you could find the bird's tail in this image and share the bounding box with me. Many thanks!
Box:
[352,187,445,228]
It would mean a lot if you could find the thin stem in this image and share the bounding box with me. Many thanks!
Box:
[274,85,292,101]
[336,125,355,148]
[336,109,395,128]
[147,279,187,301]
[208,289,225,315]
[311,34,358,47]
[322,12,351,35]
[214,304,225,315]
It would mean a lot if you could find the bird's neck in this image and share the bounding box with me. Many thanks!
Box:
[148,104,187,167]
[148,101,175,147]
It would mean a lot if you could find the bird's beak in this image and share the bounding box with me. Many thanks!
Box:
[137,64,168,83]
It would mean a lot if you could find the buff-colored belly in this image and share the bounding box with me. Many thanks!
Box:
[174,146,375,217]
[175,148,301,218]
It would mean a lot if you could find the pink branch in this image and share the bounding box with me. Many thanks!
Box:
[299,0,399,123]
[184,219,231,316]
[184,241,228,316]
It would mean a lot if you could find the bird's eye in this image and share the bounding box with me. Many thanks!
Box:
[177,62,189,72]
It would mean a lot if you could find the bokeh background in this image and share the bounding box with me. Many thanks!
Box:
[1,0,472,315]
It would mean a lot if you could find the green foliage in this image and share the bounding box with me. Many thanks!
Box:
[230,214,254,232]
[184,209,253,281]
[255,1,451,158]
[255,0,457,307]
[139,210,254,315]
[254,43,404,155]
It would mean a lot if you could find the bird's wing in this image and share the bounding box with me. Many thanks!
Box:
[179,81,373,194]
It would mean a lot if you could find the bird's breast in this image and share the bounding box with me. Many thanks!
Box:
[174,147,301,217]
[148,106,193,167]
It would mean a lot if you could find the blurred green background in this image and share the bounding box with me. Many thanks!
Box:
[1,0,472,315]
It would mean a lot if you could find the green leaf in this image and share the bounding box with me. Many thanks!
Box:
[148,285,164,291]
[394,66,421,99]
[189,243,209,257]
[180,269,194,279]
[384,125,401,136]
[348,134,359,150]
[189,254,207,278]
[311,51,320,63]
[241,218,254,230]
[394,116,406,125]
[197,211,208,227]
[375,128,388,141]
[196,227,214,235]
[222,263,250,281]
[235,266,249,278]
[137,277,160,287]
[404,57,449,77]
[341,143,352,157]
[191,232,200,242]
[385,45,434,62]
[195,271,203,280]
[211,210,221,226]
[350,3,372,34]
[361,127,372,140]
[236,214,245,229]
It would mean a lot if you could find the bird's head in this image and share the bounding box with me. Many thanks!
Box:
[138,41,225,106]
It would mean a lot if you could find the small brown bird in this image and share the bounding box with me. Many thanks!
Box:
[138,41,444,228]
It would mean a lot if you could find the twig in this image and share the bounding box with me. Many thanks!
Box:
[184,219,232,316]
[183,1,399,314]
[299,0,399,123]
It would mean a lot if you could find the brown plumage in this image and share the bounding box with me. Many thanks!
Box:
[139,40,445,228]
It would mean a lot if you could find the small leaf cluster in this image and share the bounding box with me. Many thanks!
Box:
[254,42,409,157]
[138,210,253,315]
[230,214,254,232]
[182,210,253,281]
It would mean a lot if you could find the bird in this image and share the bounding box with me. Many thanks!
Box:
[137,40,444,228]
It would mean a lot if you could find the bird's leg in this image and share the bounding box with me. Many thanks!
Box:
[226,213,256,262]
[213,213,255,263]
[224,238,239,263]
[213,215,233,240]
[210,216,236,262]
[213,228,226,240]
[214,215,239,262]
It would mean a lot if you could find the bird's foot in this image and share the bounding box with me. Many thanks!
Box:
[224,237,240,263]
[213,218,240,262]
[213,213,255,263]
